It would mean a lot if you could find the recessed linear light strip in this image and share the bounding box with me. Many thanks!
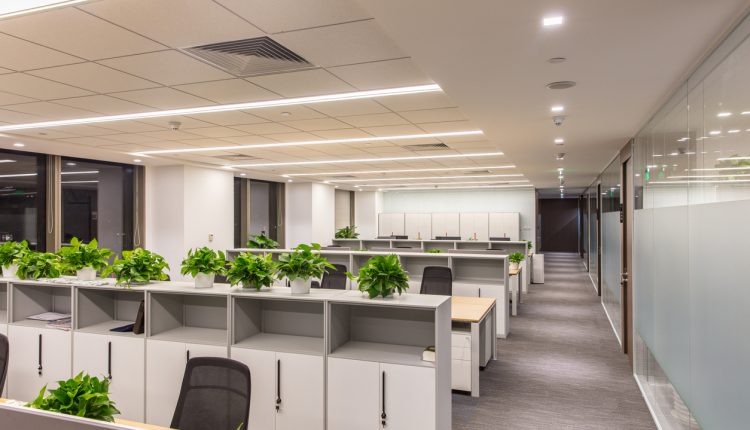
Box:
[228,151,504,168]
[334,174,524,183]
[283,165,516,177]
[0,173,37,178]
[649,179,750,184]
[717,156,750,161]
[357,180,530,187]
[380,184,534,191]
[0,0,89,19]
[0,84,441,133]
[0,159,16,163]
[132,130,482,156]
[692,166,750,171]
[669,174,750,179]
[61,180,99,184]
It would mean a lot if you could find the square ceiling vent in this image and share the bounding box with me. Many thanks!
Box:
[181,36,315,77]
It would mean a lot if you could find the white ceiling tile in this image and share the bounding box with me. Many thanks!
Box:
[262,132,322,142]
[417,120,478,133]
[220,135,278,145]
[398,108,466,123]
[0,108,44,123]
[81,0,264,48]
[0,67,13,74]
[86,121,163,134]
[44,124,124,137]
[97,133,162,144]
[248,69,354,97]
[251,105,327,121]
[53,95,152,115]
[57,137,121,147]
[89,143,155,153]
[111,88,213,109]
[230,122,298,135]
[11,128,78,139]
[329,58,432,90]
[0,73,92,100]
[311,99,388,117]
[310,129,374,139]
[99,50,233,86]
[0,8,164,60]
[188,111,267,126]
[273,20,404,67]
[361,124,425,136]
[280,118,352,131]
[0,34,82,71]
[185,127,247,138]
[375,92,457,112]
[215,0,369,33]
[0,91,37,106]
[137,115,215,129]
[30,63,158,93]
[338,112,409,127]
[138,130,203,141]
[2,102,98,120]
[174,79,279,104]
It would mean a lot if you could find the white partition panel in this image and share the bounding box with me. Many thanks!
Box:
[431,213,459,238]
[459,213,488,241]
[378,213,405,236]
[404,213,432,240]
[488,212,520,241]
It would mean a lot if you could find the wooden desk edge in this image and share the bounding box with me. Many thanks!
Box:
[451,297,496,323]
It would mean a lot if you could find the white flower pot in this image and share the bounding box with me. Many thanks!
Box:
[509,262,519,271]
[2,263,18,279]
[76,266,96,281]
[290,278,311,295]
[194,272,215,289]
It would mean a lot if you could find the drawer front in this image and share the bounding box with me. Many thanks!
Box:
[451,359,471,391]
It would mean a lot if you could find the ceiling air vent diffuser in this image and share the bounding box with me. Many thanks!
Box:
[182,36,315,77]
[402,143,450,151]
[213,155,261,162]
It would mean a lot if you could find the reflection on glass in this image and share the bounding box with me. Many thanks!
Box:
[61,158,134,256]
[0,149,45,250]
[600,159,621,340]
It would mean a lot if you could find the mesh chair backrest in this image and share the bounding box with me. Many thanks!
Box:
[171,357,251,430]
[321,264,348,290]
[420,266,453,296]
[0,334,7,390]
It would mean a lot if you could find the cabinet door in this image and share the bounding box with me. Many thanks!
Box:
[327,357,379,430]
[460,213,488,241]
[145,340,185,426]
[230,348,275,430]
[8,326,71,402]
[275,353,324,430]
[432,213,459,237]
[110,336,145,421]
[404,214,431,240]
[381,363,435,430]
[73,332,108,376]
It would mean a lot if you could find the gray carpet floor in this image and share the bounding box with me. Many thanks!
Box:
[452,253,655,429]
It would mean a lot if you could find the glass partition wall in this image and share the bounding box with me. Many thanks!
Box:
[631,13,750,429]
[600,159,622,342]
[0,149,46,250]
[587,185,599,292]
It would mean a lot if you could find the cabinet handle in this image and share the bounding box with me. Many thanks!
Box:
[186,350,190,363]
[107,341,112,380]
[275,359,281,412]
[381,371,386,426]
[37,334,43,376]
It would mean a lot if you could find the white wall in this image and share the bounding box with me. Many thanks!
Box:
[145,165,234,280]
[354,190,382,239]
[380,188,536,243]
[284,182,336,247]
[249,181,270,236]
[312,183,335,245]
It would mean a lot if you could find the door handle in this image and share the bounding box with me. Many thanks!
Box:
[620,272,629,286]
[37,334,43,376]
[275,359,281,412]
[107,341,112,380]
[186,349,190,363]
[381,371,387,426]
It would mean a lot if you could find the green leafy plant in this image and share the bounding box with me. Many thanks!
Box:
[347,254,409,298]
[526,240,533,252]
[426,248,443,254]
[27,372,120,422]
[247,234,279,249]
[353,248,368,252]
[58,237,113,273]
[335,226,359,239]
[17,252,62,280]
[277,243,334,281]
[0,240,30,267]
[181,247,227,277]
[227,252,277,290]
[103,248,169,286]
[508,252,525,264]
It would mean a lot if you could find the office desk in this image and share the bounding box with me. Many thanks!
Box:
[451,296,497,397]
[509,266,521,316]
[0,398,171,429]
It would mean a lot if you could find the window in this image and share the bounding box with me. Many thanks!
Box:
[61,158,134,255]
[0,149,46,250]
[233,178,283,247]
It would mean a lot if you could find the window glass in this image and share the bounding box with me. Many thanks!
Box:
[0,149,46,250]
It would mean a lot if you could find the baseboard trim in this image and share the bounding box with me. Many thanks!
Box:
[633,373,665,430]
[601,301,622,346]
[587,273,598,294]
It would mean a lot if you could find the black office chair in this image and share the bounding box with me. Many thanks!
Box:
[0,334,8,391]
[171,357,251,430]
[420,266,453,296]
[312,264,348,289]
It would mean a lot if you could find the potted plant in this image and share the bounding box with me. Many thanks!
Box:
[247,234,279,249]
[58,237,113,281]
[276,243,334,295]
[103,248,169,287]
[16,251,62,280]
[0,240,29,278]
[527,240,533,253]
[346,254,409,299]
[28,372,120,422]
[508,252,525,271]
[335,225,359,239]
[426,248,443,254]
[181,247,227,288]
[226,252,277,291]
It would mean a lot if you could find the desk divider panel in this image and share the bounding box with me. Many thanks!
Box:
[400,255,450,281]
[12,283,71,323]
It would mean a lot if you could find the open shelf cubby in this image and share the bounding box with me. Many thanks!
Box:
[0,282,7,324]
[400,255,449,281]
[452,257,505,284]
[391,240,424,249]
[328,303,435,368]
[11,283,71,327]
[76,287,145,336]
[362,240,387,250]
[319,252,351,269]
[148,292,228,346]
[455,241,491,250]
[233,297,324,356]
[423,241,455,252]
